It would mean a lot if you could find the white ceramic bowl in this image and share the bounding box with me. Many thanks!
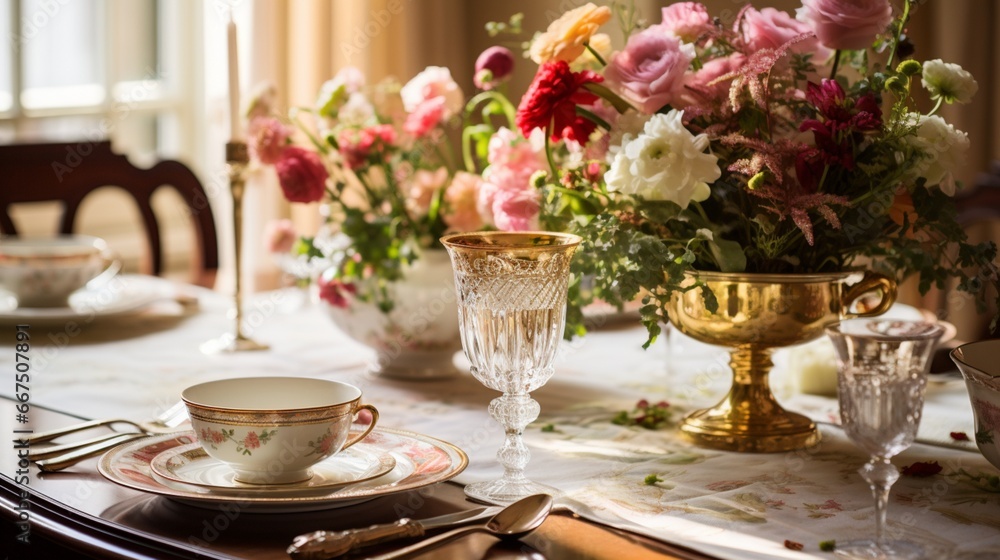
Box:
[0,235,116,308]
[181,377,379,484]
[951,340,1000,470]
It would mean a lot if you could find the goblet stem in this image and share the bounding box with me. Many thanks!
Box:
[490,393,539,482]
[859,457,899,549]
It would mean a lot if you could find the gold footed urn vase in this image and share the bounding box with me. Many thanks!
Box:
[666,270,896,453]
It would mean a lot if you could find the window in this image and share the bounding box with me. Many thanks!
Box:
[1,0,204,276]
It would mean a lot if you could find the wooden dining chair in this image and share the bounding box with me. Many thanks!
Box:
[0,141,218,287]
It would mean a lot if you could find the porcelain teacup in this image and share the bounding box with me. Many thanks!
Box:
[0,235,118,308]
[182,377,380,485]
[951,339,1000,470]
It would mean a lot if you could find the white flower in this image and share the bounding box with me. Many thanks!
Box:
[605,110,720,207]
[315,67,366,116]
[922,59,978,104]
[904,113,970,196]
[400,66,464,119]
[605,110,652,164]
[337,92,375,127]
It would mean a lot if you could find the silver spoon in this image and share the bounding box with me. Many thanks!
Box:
[365,494,553,560]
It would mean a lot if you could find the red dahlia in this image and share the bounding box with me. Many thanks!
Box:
[516,60,603,143]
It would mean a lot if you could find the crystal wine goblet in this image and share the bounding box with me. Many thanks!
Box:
[826,319,945,559]
[441,231,581,505]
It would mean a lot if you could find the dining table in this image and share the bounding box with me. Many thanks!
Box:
[2,274,999,560]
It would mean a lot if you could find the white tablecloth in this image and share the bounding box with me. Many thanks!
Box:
[4,276,999,560]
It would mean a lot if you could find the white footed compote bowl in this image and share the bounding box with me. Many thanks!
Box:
[0,235,118,308]
[441,231,581,504]
[182,377,378,485]
[826,320,945,560]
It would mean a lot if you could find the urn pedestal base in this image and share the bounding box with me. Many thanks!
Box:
[668,270,896,453]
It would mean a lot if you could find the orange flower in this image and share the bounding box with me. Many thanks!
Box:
[529,3,611,64]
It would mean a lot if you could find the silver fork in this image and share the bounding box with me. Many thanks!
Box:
[28,402,189,472]
[26,401,189,445]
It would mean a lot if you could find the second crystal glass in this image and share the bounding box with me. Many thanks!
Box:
[441,231,581,504]
[826,319,944,560]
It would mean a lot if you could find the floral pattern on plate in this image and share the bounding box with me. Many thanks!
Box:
[98,427,468,513]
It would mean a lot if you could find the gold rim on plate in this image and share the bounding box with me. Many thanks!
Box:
[98,427,468,512]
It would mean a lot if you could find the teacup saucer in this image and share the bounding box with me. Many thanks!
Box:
[149,442,396,496]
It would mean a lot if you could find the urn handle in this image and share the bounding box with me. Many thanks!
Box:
[842,271,897,318]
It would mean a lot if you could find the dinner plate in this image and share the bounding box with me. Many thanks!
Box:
[0,274,176,325]
[149,442,396,496]
[98,428,468,512]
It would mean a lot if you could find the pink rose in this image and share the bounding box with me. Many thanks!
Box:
[605,26,695,114]
[798,0,893,51]
[403,97,446,138]
[263,219,296,254]
[478,128,545,225]
[403,167,449,216]
[400,66,464,120]
[679,53,747,104]
[492,187,540,232]
[660,3,714,43]
[474,46,515,90]
[247,116,291,165]
[443,172,485,232]
[275,146,328,203]
[742,7,831,62]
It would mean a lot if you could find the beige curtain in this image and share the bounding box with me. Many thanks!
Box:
[248,0,1000,339]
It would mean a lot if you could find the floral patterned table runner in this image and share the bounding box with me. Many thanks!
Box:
[8,283,999,559]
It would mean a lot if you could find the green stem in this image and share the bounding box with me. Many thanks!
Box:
[829,50,841,81]
[576,106,611,130]
[582,82,635,114]
[886,0,912,69]
[584,42,606,66]
[544,120,559,179]
[927,96,944,117]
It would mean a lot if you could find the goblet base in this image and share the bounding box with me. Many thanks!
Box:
[834,539,940,559]
[200,333,269,354]
[464,478,558,505]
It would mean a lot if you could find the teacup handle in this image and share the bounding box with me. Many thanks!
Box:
[342,404,379,450]
[86,250,123,291]
[842,271,897,318]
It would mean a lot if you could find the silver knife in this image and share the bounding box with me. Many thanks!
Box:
[287,506,500,559]
[35,433,148,472]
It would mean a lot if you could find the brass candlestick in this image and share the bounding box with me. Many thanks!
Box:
[201,141,269,354]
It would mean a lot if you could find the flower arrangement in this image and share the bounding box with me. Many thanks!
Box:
[496,0,998,342]
[248,53,546,311]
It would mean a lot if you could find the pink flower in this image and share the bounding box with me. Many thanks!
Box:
[492,187,540,232]
[660,3,714,43]
[247,116,291,165]
[400,66,464,120]
[263,219,296,254]
[404,97,446,138]
[318,273,357,308]
[338,124,396,170]
[443,172,485,232]
[275,146,328,203]
[605,26,694,114]
[474,46,515,90]
[742,7,831,62]
[243,431,260,450]
[679,53,746,104]
[402,167,449,216]
[798,0,893,51]
[479,128,545,225]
